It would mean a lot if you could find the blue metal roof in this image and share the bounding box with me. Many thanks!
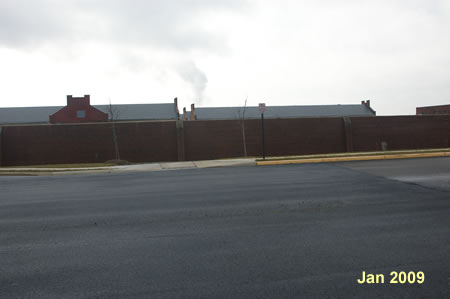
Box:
[0,103,179,124]
[194,104,376,120]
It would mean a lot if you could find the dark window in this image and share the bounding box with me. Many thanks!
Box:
[76,110,86,118]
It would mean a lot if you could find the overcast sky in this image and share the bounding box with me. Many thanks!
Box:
[1,0,449,115]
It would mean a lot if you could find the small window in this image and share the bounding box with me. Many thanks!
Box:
[76,110,86,118]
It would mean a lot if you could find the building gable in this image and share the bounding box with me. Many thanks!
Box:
[49,95,108,124]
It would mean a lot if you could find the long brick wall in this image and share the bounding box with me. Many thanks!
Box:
[0,115,449,166]
[0,121,178,166]
[351,116,450,151]
[183,118,347,160]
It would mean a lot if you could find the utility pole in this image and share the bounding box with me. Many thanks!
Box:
[259,103,266,160]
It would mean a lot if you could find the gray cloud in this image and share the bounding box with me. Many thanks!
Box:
[0,0,248,51]
[0,1,75,47]
[0,0,250,104]
[2,0,448,114]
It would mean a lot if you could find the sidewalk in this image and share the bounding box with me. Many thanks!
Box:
[1,148,449,176]
[0,158,257,176]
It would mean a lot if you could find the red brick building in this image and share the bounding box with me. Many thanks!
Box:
[49,95,108,124]
[416,104,450,115]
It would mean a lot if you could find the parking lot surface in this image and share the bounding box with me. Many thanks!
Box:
[1,158,449,298]
[338,156,450,192]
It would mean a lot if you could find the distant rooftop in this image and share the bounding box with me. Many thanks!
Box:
[0,106,62,124]
[0,102,179,124]
[95,103,178,121]
[192,102,375,120]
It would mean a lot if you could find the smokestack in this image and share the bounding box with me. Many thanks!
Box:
[174,97,180,119]
[190,103,196,120]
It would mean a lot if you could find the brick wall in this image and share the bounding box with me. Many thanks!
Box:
[1,121,178,166]
[1,115,449,166]
[351,116,450,151]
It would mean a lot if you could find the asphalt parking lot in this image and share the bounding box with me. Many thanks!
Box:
[338,156,450,192]
[1,157,449,298]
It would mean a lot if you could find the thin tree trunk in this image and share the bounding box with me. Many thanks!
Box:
[111,121,120,161]
[241,97,248,157]
[242,122,247,157]
[109,101,120,161]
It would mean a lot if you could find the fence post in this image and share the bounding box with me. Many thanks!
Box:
[176,120,186,161]
[448,116,450,148]
[343,117,354,152]
[0,127,2,166]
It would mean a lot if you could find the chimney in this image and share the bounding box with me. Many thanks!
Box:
[174,97,180,119]
[361,100,371,107]
[190,103,196,120]
[361,100,376,116]
[67,95,90,106]
[183,107,187,120]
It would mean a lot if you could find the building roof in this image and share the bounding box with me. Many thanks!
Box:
[0,106,62,124]
[193,104,375,120]
[95,103,178,121]
[0,103,179,124]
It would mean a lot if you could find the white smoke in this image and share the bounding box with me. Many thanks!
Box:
[176,61,208,105]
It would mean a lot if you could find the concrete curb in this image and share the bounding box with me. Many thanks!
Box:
[256,151,450,166]
[2,152,449,175]
[0,158,257,176]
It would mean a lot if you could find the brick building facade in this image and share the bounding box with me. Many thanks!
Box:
[416,104,450,115]
[49,95,108,124]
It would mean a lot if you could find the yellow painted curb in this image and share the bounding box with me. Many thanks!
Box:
[257,152,450,166]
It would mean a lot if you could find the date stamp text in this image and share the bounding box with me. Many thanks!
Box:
[357,271,425,284]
